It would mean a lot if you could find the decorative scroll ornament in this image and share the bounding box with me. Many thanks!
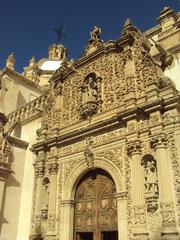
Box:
[142,154,159,213]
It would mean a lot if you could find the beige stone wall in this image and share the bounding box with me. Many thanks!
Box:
[1,74,42,115]
[16,118,41,240]
[0,117,41,240]
[164,52,180,91]
[0,146,26,240]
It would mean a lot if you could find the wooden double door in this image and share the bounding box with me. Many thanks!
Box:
[74,169,118,240]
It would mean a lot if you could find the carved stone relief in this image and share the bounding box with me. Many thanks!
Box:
[141,154,159,213]
[160,202,176,225]
[168,133,180,225]
[96,148,124,175]
[133,204,147,225]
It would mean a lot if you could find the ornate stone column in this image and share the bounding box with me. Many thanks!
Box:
[151,133,173,202]
[127,140,148,237]
[127,140,145,205]
[32,151,45,235]
[61,200,75,240]
[47,159,58,235]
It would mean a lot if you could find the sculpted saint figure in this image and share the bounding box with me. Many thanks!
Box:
[144,160,158,194]
[82,77,98,103]
[90,26,101,41]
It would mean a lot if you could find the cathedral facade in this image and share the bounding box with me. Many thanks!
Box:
[0,7,180,240]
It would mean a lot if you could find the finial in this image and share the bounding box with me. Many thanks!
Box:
[6,52,15,70]
[29,56,36,67]
[124,18,133,28]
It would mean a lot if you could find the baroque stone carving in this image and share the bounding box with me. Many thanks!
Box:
[47,214,56,233]
[84,137,94,168]
[85,26,104,55]
[127,140,141,156]
[150,133,168,149]
[160,201,176,224]
[80,73,102,119]
[96,148,124,174]
[168,133,180,225]
[31,214,41,234]
[124,154,134,240]
[142,154,159,213]
[133,204,147,225]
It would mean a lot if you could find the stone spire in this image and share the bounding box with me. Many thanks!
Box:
[124,18,134,29]
[6,53,15,70]
[23,56,39,83]
[29,56,36,67]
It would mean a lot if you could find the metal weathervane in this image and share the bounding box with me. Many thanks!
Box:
[54,26,66,43]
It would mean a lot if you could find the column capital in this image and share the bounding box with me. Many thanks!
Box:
[150,133,168,149]
[48,161,58,175]
[127,140,141,156]
[34,162,45,178]
[36,151,46,162]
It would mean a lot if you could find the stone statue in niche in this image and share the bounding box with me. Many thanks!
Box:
[142,154,159,213]
[82,76,98,103]
[43,179,49,208]
[142,155,158,196]
[80,73,100,119]
[144,160,158,194]
[41,178,49,220]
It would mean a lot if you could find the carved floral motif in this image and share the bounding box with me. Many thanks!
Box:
[160,202,176,224]
[47,214,56,233]
[168,133,180,225]
[133,204,147,225]
[84,137,94,168]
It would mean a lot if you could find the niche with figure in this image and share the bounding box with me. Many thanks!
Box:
[141,154,159,212]
[80,73,102,119]
[41,177,50,220]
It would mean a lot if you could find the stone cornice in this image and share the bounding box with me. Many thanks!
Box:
[8,136,29,149]
[31,96,180,153]
[0,67,44,93]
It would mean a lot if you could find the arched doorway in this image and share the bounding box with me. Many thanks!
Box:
[74,168,118,240]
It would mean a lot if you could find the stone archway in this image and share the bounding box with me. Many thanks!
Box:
[60,158,128,240]
[74,168,118,240]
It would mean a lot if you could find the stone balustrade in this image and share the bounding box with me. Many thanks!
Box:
[7,93,48,125]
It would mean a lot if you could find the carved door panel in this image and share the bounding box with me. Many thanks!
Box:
[74,169,117,240]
